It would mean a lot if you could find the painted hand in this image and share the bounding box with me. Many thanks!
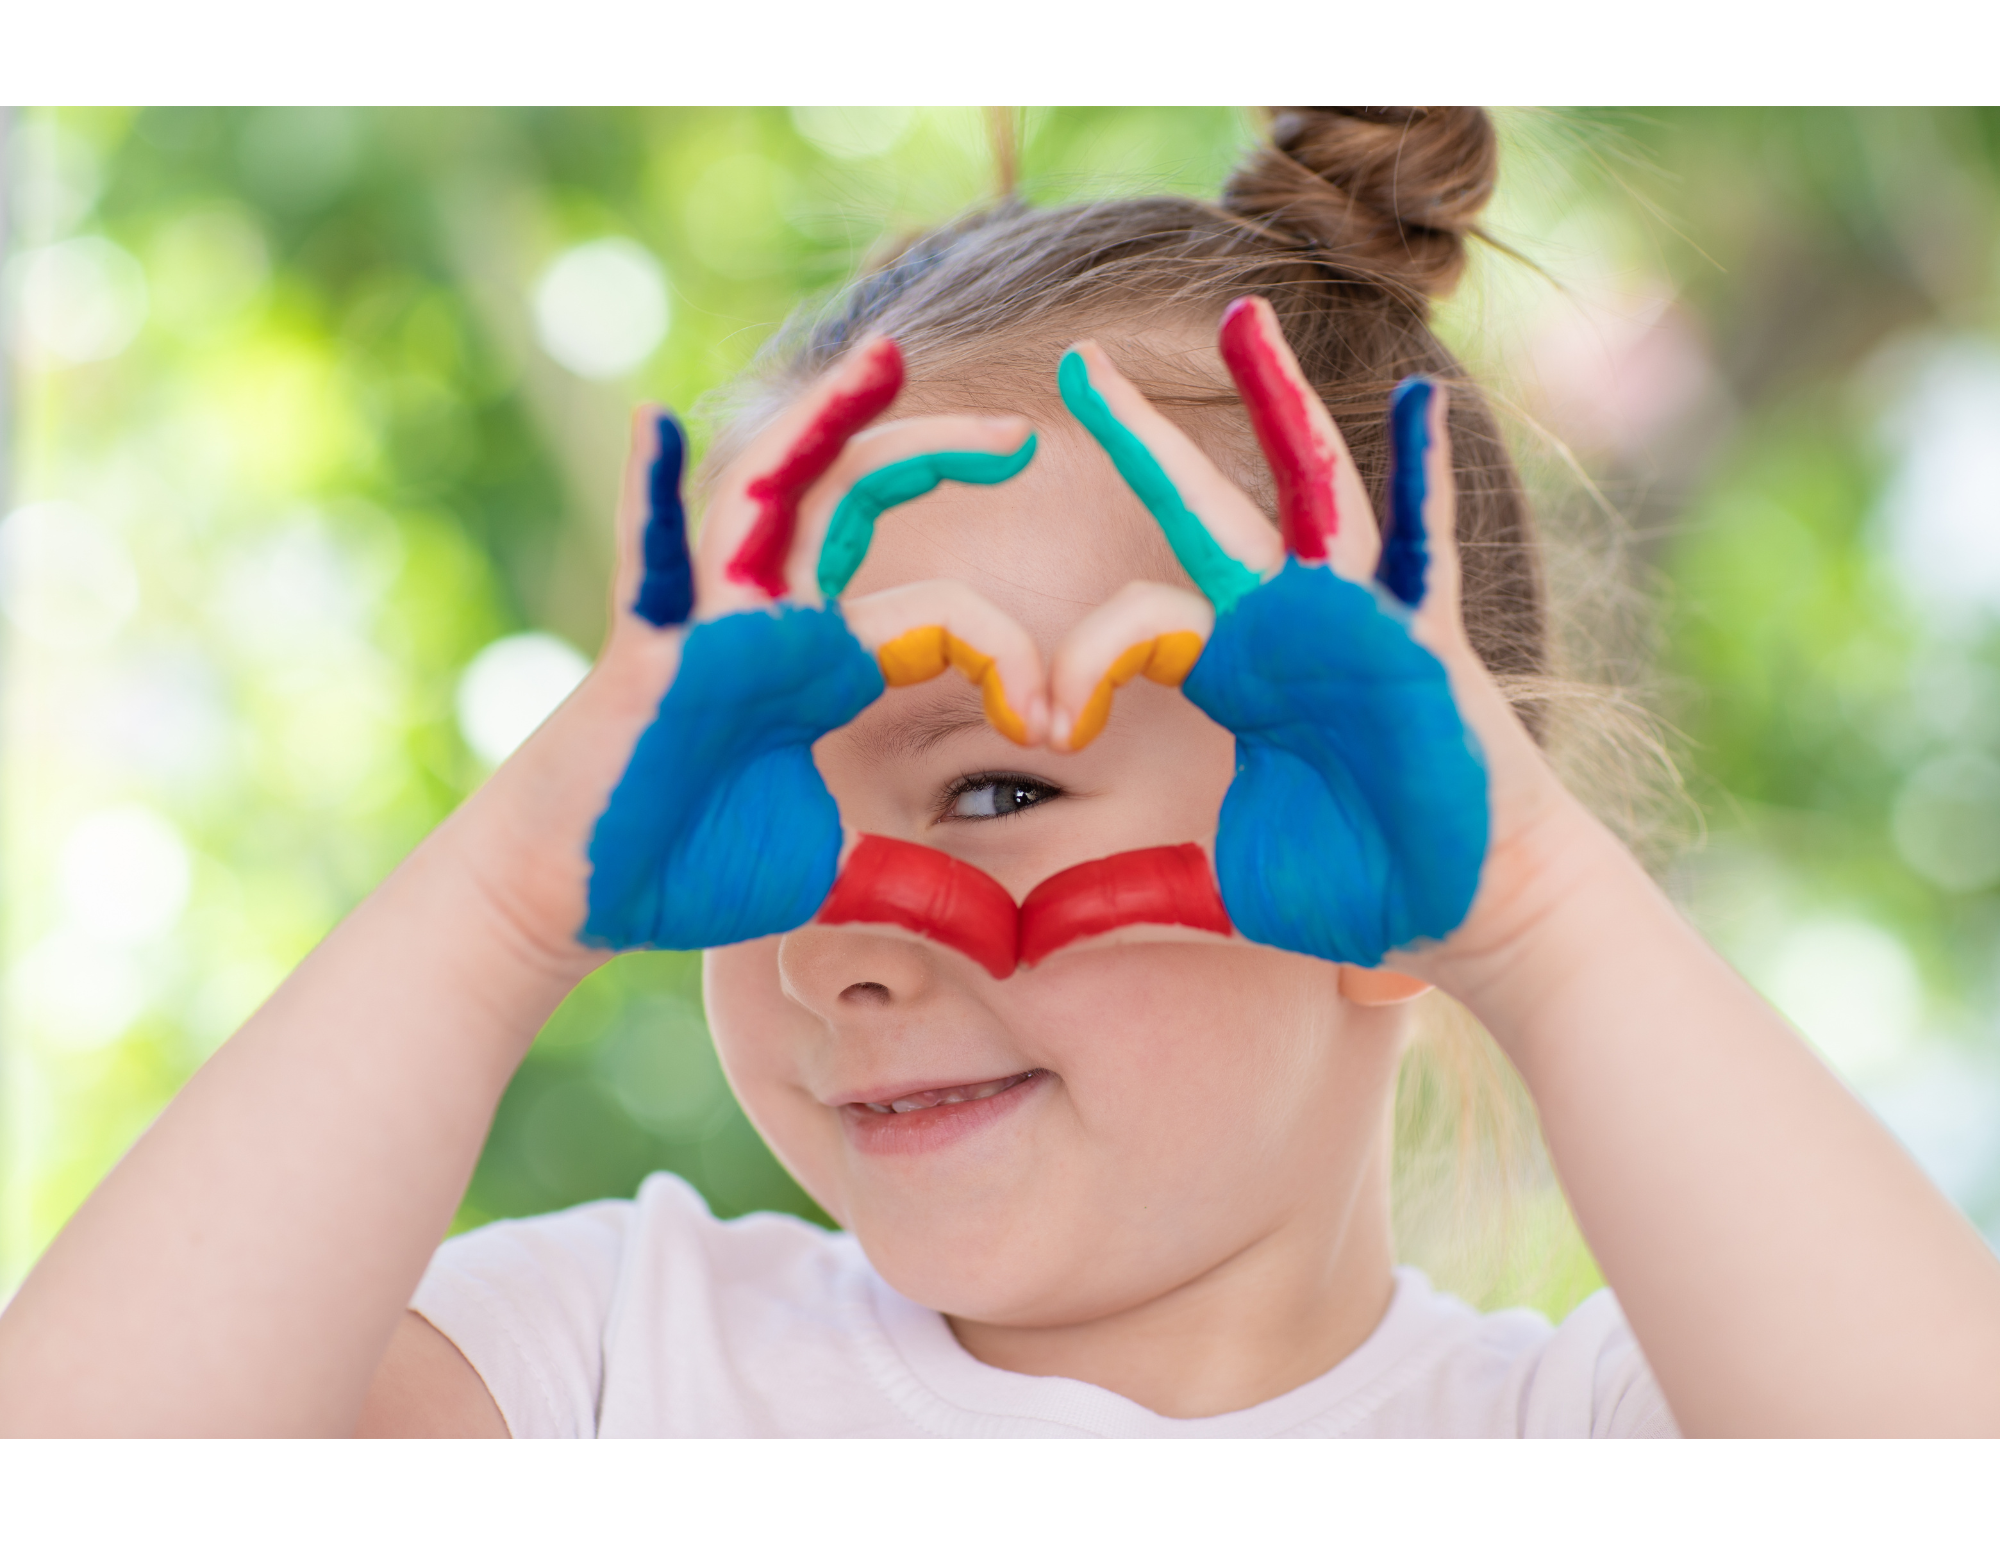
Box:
[581,335,1044,957]
[1047,298,1489,969]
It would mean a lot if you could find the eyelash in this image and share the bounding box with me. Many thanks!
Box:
[936,771,1063,824]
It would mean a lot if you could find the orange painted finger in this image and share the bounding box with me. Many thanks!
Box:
[1047,580,1215,751]
[842,580,1049,747]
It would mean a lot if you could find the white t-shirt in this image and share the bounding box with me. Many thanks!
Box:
[412,1171,1678,1438]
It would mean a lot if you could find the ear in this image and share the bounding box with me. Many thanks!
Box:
[1337,964,1432,1006]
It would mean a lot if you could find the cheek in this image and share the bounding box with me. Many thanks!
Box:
[702,942,846,1204]
[1015,940,1343,1144]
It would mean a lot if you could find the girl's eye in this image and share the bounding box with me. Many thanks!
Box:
[944,775,1060,822]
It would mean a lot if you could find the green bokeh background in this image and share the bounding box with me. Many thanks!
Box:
[6,108,1999,1312]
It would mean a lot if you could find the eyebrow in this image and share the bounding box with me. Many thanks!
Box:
[845,697,993,764]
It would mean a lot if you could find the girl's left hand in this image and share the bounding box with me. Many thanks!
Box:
[1048,297,1575,979]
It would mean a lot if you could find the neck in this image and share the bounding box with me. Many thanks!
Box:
[948,1145,1399,1419]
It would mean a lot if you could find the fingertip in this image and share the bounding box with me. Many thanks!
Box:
[996,419,1038,461]
[1391,374,1436,425]
[1218,293,1277,348]
[1066,340,1115,381]
[652,409,687,469]
[858,332,905,383]
[1057,348,1096,415]
[1024,695,1050,748]
[630,403,660,454]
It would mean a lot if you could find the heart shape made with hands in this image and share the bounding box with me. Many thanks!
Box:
[581,297,1487,987]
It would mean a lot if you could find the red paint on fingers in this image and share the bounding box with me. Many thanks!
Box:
[1017,844,1232,967]
[819,836,1235,975]
[1218,297,1337,562]
[817,834,1019,978]
[725,337,906,598]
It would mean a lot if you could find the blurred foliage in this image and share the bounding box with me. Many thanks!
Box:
[5,107,1999,1319]
[0,106,1253,1264]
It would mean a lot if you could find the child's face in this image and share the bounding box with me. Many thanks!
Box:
[703,409,1408,1327]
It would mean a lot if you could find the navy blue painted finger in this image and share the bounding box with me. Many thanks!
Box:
[1376,377,1434,609]
[635,412,695,627]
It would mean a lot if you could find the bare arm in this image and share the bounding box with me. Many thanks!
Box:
[1430,789,2000,1436]
[1056,308,2000,1436]
[355,1313,509,1437]
[0,410,665,1435]
[0,709,608,1435]
[0,355,1040,1436]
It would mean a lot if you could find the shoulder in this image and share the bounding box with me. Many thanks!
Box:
[411,1173,854,1438]
[1329,1269,1679,1438]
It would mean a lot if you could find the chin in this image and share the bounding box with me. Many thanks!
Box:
[855,1213,1123,1326]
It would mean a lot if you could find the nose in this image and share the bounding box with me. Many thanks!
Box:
[777,923,949,1020]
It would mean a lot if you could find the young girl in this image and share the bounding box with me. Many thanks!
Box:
[3,106,1998,1439]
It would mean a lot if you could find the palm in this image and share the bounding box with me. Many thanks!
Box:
[1183,560,1486,968]
[1051,298,1491,970]
[583,607,883,950]
[575,337,1043,957]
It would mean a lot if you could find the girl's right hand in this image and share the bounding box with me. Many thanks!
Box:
[463,335,1046,975]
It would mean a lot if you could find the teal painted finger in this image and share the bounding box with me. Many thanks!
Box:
[1058,350,1262,612]
[816,436,1038,598]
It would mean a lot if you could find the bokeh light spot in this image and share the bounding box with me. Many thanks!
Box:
[1891,751,2000,893]
[0,501,139,651]
[530,238,669,380]
[790,106,914,161]
[60,805,194,944]
[457,631,592,765]
[1764,918,1922,1086]
[4,235,150,365]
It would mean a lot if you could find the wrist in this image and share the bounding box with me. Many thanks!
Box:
[427,788,606,1028]
[1414,791,1655,1057]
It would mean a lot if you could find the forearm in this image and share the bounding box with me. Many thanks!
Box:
[0,794,594,1436]
[1438,804,2000,1435]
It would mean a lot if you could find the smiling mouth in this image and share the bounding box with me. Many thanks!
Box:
[852,1069,1045,1116]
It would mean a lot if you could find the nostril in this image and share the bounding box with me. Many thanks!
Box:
[840,981,892,1005]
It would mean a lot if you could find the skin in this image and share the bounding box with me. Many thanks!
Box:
[2,322,1998,1438]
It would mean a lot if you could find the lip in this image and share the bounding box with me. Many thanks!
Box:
[835,1068,1049,1158]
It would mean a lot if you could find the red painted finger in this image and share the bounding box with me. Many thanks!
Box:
[1218,297,1340,563]
[816,834,1019,979]
[1017,844,1232,967]
[724,336,905,599]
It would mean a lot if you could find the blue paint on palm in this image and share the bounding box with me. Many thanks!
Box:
[582,606,885,950]
[635,413,695,627]
[1182,558,1487,967]
[1377,377,1433,609]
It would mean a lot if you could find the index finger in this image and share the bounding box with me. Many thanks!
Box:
[1058,342,1282,611]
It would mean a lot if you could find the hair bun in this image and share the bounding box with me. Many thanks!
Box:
[1222,106,1497,303]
